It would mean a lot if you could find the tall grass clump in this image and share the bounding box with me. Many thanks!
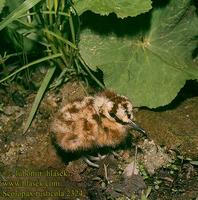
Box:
[0,0,102,133]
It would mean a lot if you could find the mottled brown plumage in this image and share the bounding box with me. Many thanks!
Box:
[50,90,145,152]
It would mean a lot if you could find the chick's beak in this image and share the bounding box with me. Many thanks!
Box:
[128,121,146,135]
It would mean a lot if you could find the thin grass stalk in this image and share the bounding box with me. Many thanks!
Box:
[0,52,26,64]
[0,54,6,71]
[49,66,74,89]
[47,0,53,25]
[78,56,105,89]
[43,29,64,67]
[54,0,58,14]
[43,28,77,49]
[57,47,69,69]
[68,10,76,45]
[0,53,62,83]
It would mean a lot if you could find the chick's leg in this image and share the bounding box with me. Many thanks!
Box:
[83,153,106,168]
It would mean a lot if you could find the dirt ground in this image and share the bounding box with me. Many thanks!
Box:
[0,80,198,200]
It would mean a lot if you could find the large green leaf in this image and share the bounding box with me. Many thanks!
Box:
[73,0,152,18]
[0,0,5,13]
[79,0,198,108]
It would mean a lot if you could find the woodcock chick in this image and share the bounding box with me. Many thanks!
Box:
[50,90,146,153]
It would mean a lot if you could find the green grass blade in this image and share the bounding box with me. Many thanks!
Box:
[19,11,70,18]
[0,53,62,83]
[54,0,58,14]
[43,28,77,49]
[0,0,42,31]
[23,65,56,134]
[0,0,6,13]
[69,10,76,44]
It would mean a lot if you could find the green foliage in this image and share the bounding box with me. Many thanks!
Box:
[0,0,41,31]
[190,161,198,166]
[177,155,198,166]
[0,0,5,13]
[0,0,79,132]
[73,0,152,18]
[0,53,62,83]
[79,0,198,108]
[141,186,152,200]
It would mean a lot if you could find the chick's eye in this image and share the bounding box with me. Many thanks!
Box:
[109,112,116,119]
[125,110,131,118]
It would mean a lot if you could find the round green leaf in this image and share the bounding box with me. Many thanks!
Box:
[79,0,198,108]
